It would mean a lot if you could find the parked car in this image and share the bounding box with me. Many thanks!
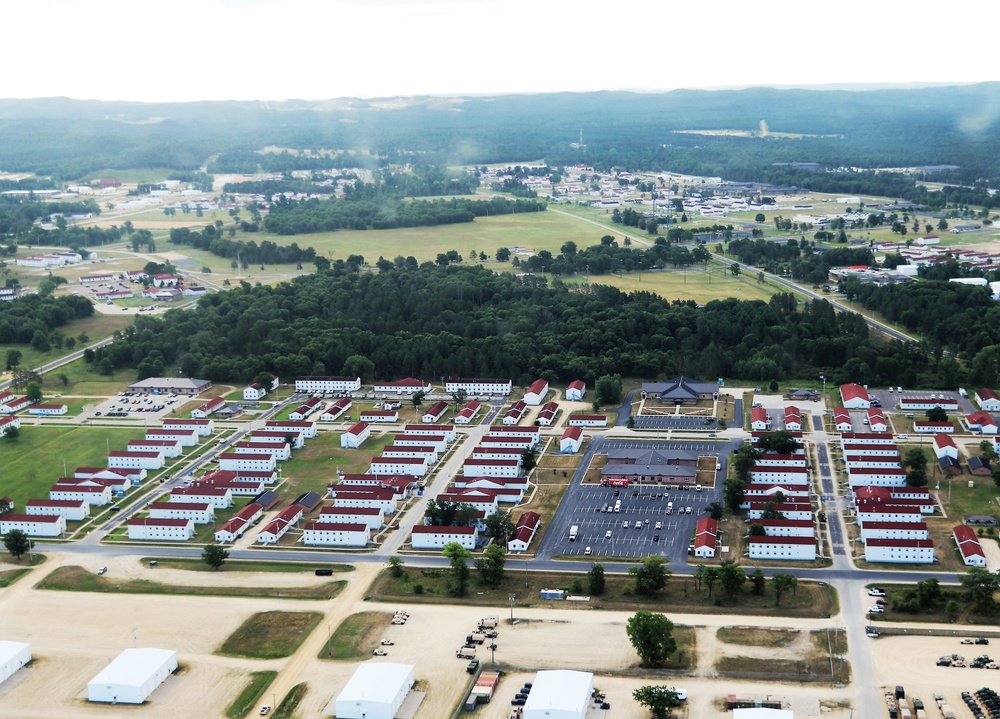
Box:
[97,567,107,575]
[584,547,592,555]
[259,706,271,716]
[373,649,388,656]
[868,588,886,596]
[605,530,612,539]
[868,605,885,614]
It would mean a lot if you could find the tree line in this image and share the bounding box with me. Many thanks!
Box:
[168,226,317,267]
[0,293,94,345]
[262,193,545,235]
[90,259,946,390]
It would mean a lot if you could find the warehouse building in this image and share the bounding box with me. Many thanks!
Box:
[335,662,415,719]
[523,669,594,719]
[87,647,177,704]
[0,640,31,684]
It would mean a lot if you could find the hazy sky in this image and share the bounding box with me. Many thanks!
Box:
[5,0,994,102]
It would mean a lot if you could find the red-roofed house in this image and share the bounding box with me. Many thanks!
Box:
[163,418,215,436]
[0,513,65,537]
[506,511,541,553]
[783,406,801,431]
[954,525,987,567]
[127,517,195,541]
[411,525,478,550]
[840,383,871,409]
[976,388,1000,412]
[750,518,815,537]
[359,409,399,423]
[369,455,428,477]
[524,379,549,406]
[303,522,370,547]
[967,411,999,434]
[566,380,586,401]
[319,506,384,530]
[915,421,954,434]
[560,426,583,453]
[171,486,233,508]
[191,396,225,418]
[374,378,433,394]
[26,498,89,521]
[864,538,935,564]
[289,396,322,421]
[28,403,68,416]
[502,400,528,425]
[149,501,215,524]
[933,433,958,460]
[535,401,559,426]
[693,517,718,558]
[747,534,816,560]
[321,397,353,422]
[422,401,448,424]
[152,274,178,287]
[866,408,888,433]
[859,521,929,541]
[341,422,371,449]
[214,502,264,543]
[0,415,19,437]
[568,414,608,428]
[750,406,771,431]
[257,505,305,544]
[454,400,482,425]
[833,407,853,432]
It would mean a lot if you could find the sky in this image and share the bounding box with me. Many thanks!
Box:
[4,0,995,103]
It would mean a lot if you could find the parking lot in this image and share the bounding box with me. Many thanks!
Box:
[634,415,717,430]
[865,388,976,416]
[538,437,741,564]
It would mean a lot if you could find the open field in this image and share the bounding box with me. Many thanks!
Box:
[272,683,308,719]
[282,430,395,497]
[0,425,147,509]
[217,611,324,659]
[35,356,133,395]
[560,266,780,303]
[1,313,134,378]
[716,626,798,647]
[319,611,393,660]
[36,566,346,601]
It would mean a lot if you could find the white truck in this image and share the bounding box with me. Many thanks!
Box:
[569,525,579,541]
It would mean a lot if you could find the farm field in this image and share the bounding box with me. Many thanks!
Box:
[560,266,779,304]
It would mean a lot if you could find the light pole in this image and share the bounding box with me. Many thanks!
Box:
[508,593,515,623]
[819,374,826,399]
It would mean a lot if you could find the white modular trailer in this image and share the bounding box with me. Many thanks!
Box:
[335,662,415,719]
[87,647,177,704]
[0,641,31,683]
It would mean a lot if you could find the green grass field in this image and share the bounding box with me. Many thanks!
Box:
[36,356,134,395]
[560,266,779,304]
[216,611,323,659]
[0,426,148,508]
[226,671,277,719]
[319,611,393,660]
[281,431,395,497]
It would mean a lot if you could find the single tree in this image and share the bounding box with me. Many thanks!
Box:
[442,542,472,597]
[749,568,766,596]
[588,563,606,595]
[387,556,405,579]
[771,572,797,607]
[717,560,747,601]
[625,611,677,667]
[202,544,229,570]
[705,501,724,520]
[702,566,721,597]
[960,567,1000,610]
[633,686,682,719]
[521,447,538,473]
[483,510,515,546]
[4,426,19,440]
[475,544,506,586]
[4,349,21,370]
[25,382,42,403]
[926,406,948,422]
[3,529,30,560]
[629,555,670,595]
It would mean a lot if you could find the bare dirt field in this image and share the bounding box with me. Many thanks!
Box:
[0,554,858,719]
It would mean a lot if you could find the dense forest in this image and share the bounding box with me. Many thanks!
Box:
[0,294,94,344]
[263,194,545,235]
[1,85,1000,187]
[93,262,961,390]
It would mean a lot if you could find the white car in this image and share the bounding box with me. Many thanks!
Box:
[259,705,271,716]
[605,530,613,539]
[868,588,886,597]
[584,546,592,555]
[97,566,107,576]
[655,521,662,530]
[868,605,884,614]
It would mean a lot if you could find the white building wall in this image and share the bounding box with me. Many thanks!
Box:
[411,529,477,550]
[864,543,935,564]
[747,540,816,561]
[0,641,31,683]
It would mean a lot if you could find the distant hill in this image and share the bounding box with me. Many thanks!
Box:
[0,84,998,182]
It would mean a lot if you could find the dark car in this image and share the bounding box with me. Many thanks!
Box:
[512,698,526,706]
[977,638,991,645]
[652,534,660,542]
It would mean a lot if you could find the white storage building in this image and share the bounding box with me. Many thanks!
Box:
[0,640,31,684]
[335,662,415,719]
[87,647,177,704]
[523,669,593,719]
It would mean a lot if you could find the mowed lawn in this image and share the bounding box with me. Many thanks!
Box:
[270,211,606,264]
[280,431,396,497]
[0,426,148,508]
[4,313,135,379]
